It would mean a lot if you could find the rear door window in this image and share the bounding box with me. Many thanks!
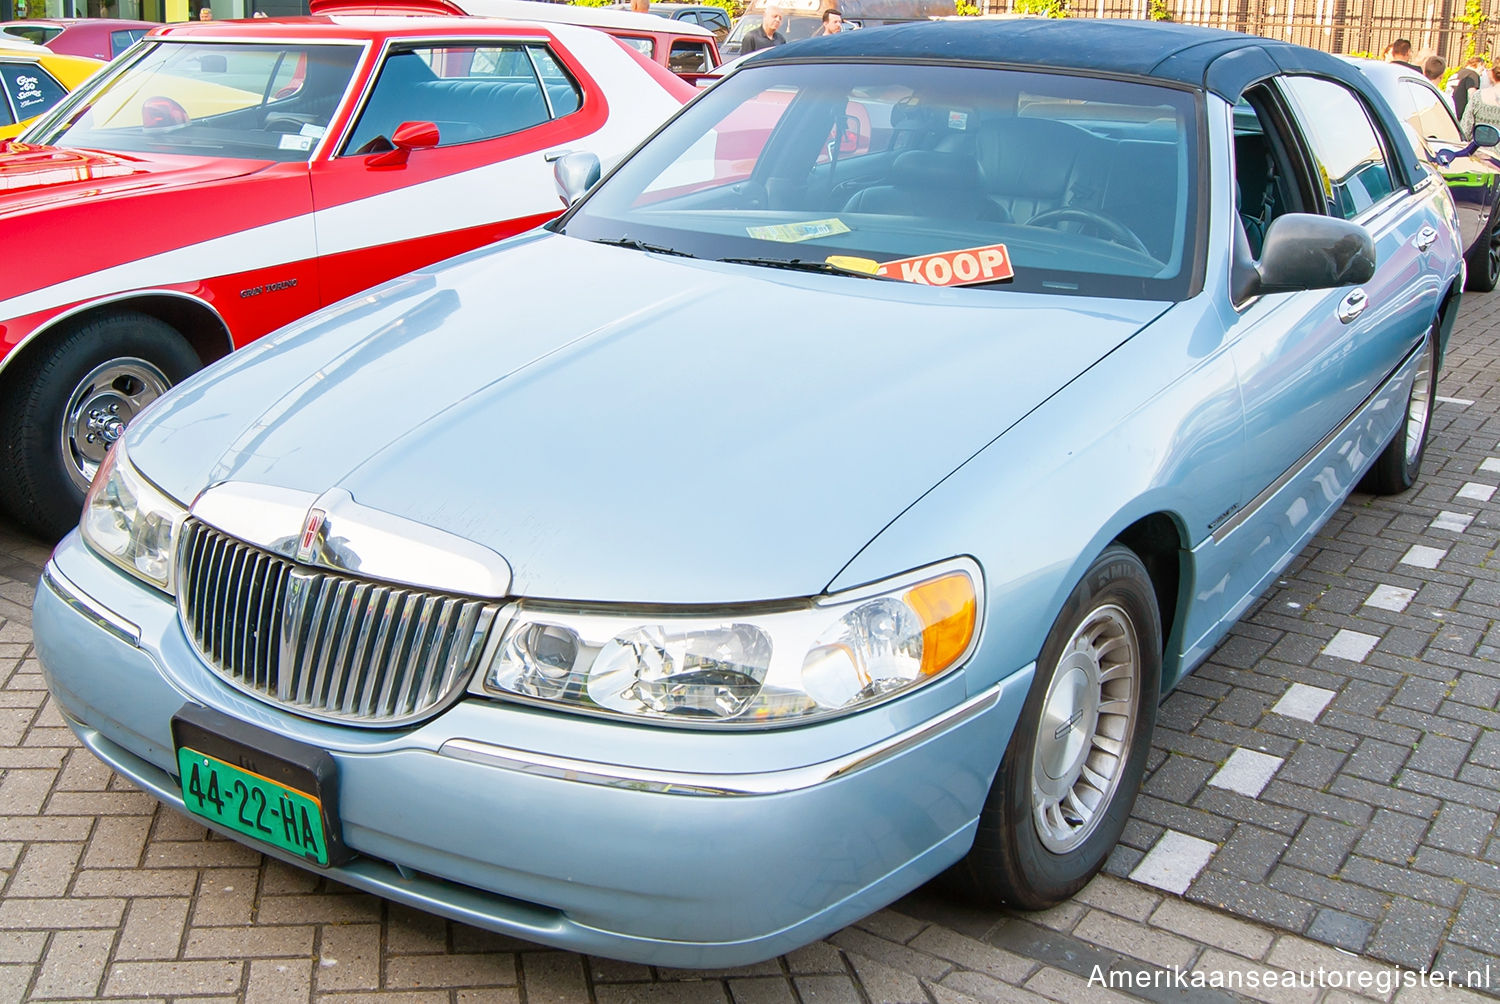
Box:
[1280,75,1397,220]
[1398,79,1464,145]
[0,62,64,121]
[526,45,582,117]
[669,40,713,75]
[613,35,656,60]
[111,29,148,57]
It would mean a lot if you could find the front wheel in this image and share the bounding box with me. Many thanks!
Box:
[0,311,199,539]
[1361,324,1438,495]
[954,544,1161,909]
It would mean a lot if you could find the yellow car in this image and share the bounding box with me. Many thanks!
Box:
[0,42,104,140]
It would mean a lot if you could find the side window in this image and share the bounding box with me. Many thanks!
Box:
[615,35,656,60]
[669,40,713,75]
[526,46,582,118]
[1400,80,1463,146]
[1280,75,1396,220]
[344,44,556,155]
[1232,91,1304,258]
[111,30,147,57]
[0,63,64,121]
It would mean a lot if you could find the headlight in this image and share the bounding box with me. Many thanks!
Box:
[476,560,980,727]
[80,439,187,593]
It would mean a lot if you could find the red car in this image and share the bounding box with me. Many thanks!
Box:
[316,0,723,81]
[0,14,693,537]
[0,18,154,61]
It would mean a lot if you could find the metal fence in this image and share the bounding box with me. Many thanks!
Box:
[988,0,1495,67]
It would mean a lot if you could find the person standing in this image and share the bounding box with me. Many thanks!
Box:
[1384,38,1420,70]
[741,5,787,53]
[1451,56,1485,121]
[815,8,843,35]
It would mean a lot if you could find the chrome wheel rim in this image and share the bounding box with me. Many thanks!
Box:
[60,357,171,492]
[1404,331,1434,468]
[1488,231,1500,286]
[1031,603,1140,854]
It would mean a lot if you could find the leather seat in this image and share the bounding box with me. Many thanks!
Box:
[842,150,1009,221]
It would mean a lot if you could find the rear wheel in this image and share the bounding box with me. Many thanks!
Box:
[0,311,199,539]
[1362,323,1438,495]
[1465,219,1500,292]
[954,544,1161,909]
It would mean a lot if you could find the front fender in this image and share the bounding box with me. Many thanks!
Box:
[827,297,1237,693]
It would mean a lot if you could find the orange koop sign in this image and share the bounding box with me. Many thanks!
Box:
[876,243,1014,286]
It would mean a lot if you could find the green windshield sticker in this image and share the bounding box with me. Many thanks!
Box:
[746,218,852,243]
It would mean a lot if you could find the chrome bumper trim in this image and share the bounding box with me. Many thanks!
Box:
[440,681,1007,797]
[43,562,142,648]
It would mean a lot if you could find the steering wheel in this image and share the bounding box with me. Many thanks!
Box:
[141,96,189,130]
[1026,207,1153,258]
[263,113,309,134]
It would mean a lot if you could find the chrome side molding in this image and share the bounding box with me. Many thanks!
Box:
[440,682,1006,796]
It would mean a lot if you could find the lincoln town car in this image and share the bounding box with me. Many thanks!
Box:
[36,20,1462,967]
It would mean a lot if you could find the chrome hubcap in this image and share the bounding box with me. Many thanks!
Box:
[1404,331,1434,468]
[60,358,172,491]
[1032,604,1139,854]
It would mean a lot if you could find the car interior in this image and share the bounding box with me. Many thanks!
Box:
[345,44,582,154]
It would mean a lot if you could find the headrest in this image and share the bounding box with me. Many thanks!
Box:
[891,150,981,189]
[977,118,1097,199]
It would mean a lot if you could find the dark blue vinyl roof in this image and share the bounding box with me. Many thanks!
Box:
[750,18,1423,183]
[753,19,1351,99]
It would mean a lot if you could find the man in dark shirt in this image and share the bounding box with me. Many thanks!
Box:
[741,5,787,52]
[1452,56,1485,120]
[1384,38,1421,71]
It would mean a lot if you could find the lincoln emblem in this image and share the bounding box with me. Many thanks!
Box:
[297,509,325,562]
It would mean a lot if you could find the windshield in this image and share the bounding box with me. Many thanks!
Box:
[29,40,361,162]
[562,62,1199,299]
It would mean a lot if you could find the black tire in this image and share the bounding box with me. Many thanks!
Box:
[0,311,199,540]
[1464,219,1500,293]
[1361,324,1439,496]
[954,544,1161,910]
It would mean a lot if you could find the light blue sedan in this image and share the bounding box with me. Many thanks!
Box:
[33,18,1463,967]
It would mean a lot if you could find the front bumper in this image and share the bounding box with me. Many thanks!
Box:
[34,532,1032,968]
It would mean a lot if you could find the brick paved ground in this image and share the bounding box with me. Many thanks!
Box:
[2,296,1499,1002]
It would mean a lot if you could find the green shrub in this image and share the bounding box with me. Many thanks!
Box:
[1014,0,1068,16]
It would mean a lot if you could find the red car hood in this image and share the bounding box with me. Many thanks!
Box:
[0,142,270,214]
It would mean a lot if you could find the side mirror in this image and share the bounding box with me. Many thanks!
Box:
[553,150,601,206]
[1475,123,1500,148]
[1235,212,1376,300]
[365,121,440,168]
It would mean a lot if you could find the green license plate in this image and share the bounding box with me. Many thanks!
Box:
[176,746,330,865]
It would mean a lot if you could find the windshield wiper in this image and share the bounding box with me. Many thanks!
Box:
[592,237,693,257]
[717,256,897,280]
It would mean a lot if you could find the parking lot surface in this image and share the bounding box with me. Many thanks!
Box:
[2,295,1499,1002]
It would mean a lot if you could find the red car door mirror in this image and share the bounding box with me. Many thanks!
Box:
[365,121,441,168]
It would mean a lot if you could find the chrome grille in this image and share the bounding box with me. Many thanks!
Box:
[177,519,499,725]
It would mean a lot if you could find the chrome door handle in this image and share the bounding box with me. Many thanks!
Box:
[1416,225,1438,252]
[1338,288,1368,324]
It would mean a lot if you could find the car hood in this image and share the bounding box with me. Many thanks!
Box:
[0,143,268,212]
[131,231,1168,604]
